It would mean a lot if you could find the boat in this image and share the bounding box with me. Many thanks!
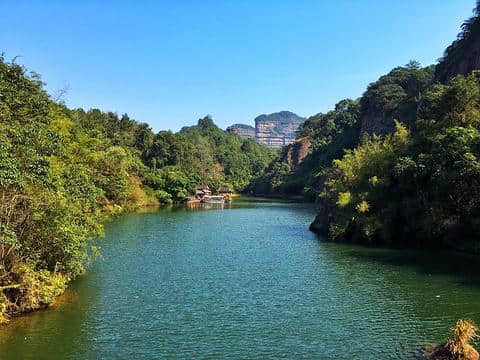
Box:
[202,195,225,204]
[185,197,201,204]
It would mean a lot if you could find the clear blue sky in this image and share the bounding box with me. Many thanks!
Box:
[0,0,475,131]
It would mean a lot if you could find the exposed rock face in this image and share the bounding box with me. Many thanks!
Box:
[309,214,329,234]
[283,137,312,167]
[435,9,480,84]
[255,111,305,149]
[226,124,255,140]
[436,36,480,83]
[309,197,337,235]
[360,110,396,136]
[428,343,479,360]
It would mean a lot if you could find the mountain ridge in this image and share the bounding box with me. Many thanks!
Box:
[226,111,305,148]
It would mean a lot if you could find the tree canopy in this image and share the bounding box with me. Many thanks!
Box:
[0,56,274,321]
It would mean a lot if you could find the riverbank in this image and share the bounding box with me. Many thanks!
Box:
[1,199,478,359]
[0,56,275,327]
[247,193,312,202]
[309,213,480,256]
[1,195,247,323]
[0,189,160,324]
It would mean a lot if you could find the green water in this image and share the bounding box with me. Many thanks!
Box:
[1,198,480,359]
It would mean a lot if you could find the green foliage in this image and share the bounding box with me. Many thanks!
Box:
[250,98,361,198]
[154,167,190,202]
[420,74,480,129]
[154,190,173,204]
[10,263,68,313]
[0,56,49,124]
[360,61,435,130]
[4,1,480,321]
[144,116,274,193]
[0,57,274,319]
[249,161,291,195]
[252,52,480,252]
[318,74,480,250]
[320,122,410,241]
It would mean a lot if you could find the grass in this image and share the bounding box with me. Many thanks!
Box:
[445,319,478,360]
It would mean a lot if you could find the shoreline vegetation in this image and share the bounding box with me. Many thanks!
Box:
[0,55,274,322]
[1,3,480,357]
[253,3,480,259]
[422,320,479,360]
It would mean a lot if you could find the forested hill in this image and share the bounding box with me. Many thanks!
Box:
[4,0,480,325]
[250,2,480,201]
[249,63,435,199]
[249,1,480,253]
[0,56,274,322]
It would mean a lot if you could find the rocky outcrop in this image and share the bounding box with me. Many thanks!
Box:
[309,201,337,235]
[435,4,480,83]
[226,111,305,148]
[360,110,396,136]
[255,111,305,149]
[309,214,329,234]
[283,136,312,167]
[428,343,479,360]
[436,35,480,83]
[226,124,255,140]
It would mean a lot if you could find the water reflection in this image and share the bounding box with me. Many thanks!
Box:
[318,242,480,356]
[1,200,479,359]
[0,275,99,360]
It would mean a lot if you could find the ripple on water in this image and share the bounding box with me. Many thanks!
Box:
[0,199,479,359]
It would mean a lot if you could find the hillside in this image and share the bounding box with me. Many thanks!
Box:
[0,57,274,321]
[251,1,480,255]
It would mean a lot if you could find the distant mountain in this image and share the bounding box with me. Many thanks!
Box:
[254,111,305,149]
[226,124,255,140]
[226,111,305,148]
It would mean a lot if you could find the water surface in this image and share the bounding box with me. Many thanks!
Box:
[1,198,479,359]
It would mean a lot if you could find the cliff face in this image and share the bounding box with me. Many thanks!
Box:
[359,63,435,136]
[436,35,480,83]
[255,111,305,149]
[226,124,255,140]
[360,21,480,134]
[435,4,480,83]
[437,38,480,83]
[360,110,396,136]
[283,136,312,167]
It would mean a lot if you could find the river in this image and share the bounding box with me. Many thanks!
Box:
[1,198,479,359]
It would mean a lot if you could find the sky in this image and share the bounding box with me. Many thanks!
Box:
[0,0,476,132]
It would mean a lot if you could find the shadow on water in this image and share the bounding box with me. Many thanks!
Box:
[312,237,480,358]
[318,238,480,289]
[2,200,477,359]
[0,274,98,360]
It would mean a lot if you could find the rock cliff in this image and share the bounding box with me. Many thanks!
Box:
[435,3,480,83]
[359,63,434,135]
[254,111,305,149]
[283,136,312,167]
[436,35,480,83]
[226,124,255,140]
